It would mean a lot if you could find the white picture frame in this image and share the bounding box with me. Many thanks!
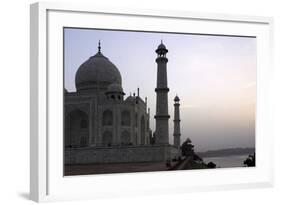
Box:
[30,2,274,202]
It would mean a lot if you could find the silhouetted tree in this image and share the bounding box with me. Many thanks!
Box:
[181,138,194,157]
[244,153,255,167]
[193,154,203,162]
[207,162,216,168]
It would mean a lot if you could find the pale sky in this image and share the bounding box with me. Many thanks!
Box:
[64,28,256,152]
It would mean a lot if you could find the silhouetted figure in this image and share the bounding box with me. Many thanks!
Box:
[166,160,172,168]
[244,153,255,167]
[181,138,194,157]
[207,162,216,168]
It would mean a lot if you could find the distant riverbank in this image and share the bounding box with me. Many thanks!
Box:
[203,155,250,168]
[196,147,255,168]
[197,147,255,158]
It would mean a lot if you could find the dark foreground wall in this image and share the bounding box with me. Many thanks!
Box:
[65,145,180,164]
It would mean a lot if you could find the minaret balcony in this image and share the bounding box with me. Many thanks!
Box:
[154,114,170,119]
[156,57,168,63]
[155,87,169,92]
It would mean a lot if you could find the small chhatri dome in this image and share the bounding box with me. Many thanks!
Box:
[174,95,180,102]
[125,95,135,102]
[157,40,166,49]
[75,41,122,92]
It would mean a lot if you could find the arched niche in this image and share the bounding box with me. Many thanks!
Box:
[140,115,145,145]
[102,110,113,126]
[121,110,131,126]
[135,113,138,127]
[121,130,130,145]
[65,109,89,147]
[102,131,113,146]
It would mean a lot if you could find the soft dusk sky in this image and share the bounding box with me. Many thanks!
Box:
[64,28,256,152]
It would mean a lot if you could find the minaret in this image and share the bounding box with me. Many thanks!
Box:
[173,95,181,148]
[154,41,170,145]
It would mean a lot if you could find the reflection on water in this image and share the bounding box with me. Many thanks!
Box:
[204,155,250,168]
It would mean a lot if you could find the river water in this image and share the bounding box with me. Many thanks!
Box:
[203,154,251,168]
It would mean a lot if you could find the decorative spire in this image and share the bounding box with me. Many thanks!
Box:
[98,40,101,53]
[161,39,163,44]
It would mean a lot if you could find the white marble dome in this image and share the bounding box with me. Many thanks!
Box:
[107,83,124,93]
[75,51,122,92]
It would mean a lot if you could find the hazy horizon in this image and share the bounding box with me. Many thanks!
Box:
[64,28,256,152]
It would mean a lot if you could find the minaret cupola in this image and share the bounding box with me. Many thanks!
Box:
[155,40,168,58]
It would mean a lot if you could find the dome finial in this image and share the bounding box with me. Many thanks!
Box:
[161,39,163,44]
[98,40,101,53]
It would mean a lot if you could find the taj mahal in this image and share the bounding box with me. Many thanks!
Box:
[64,41,182,165]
